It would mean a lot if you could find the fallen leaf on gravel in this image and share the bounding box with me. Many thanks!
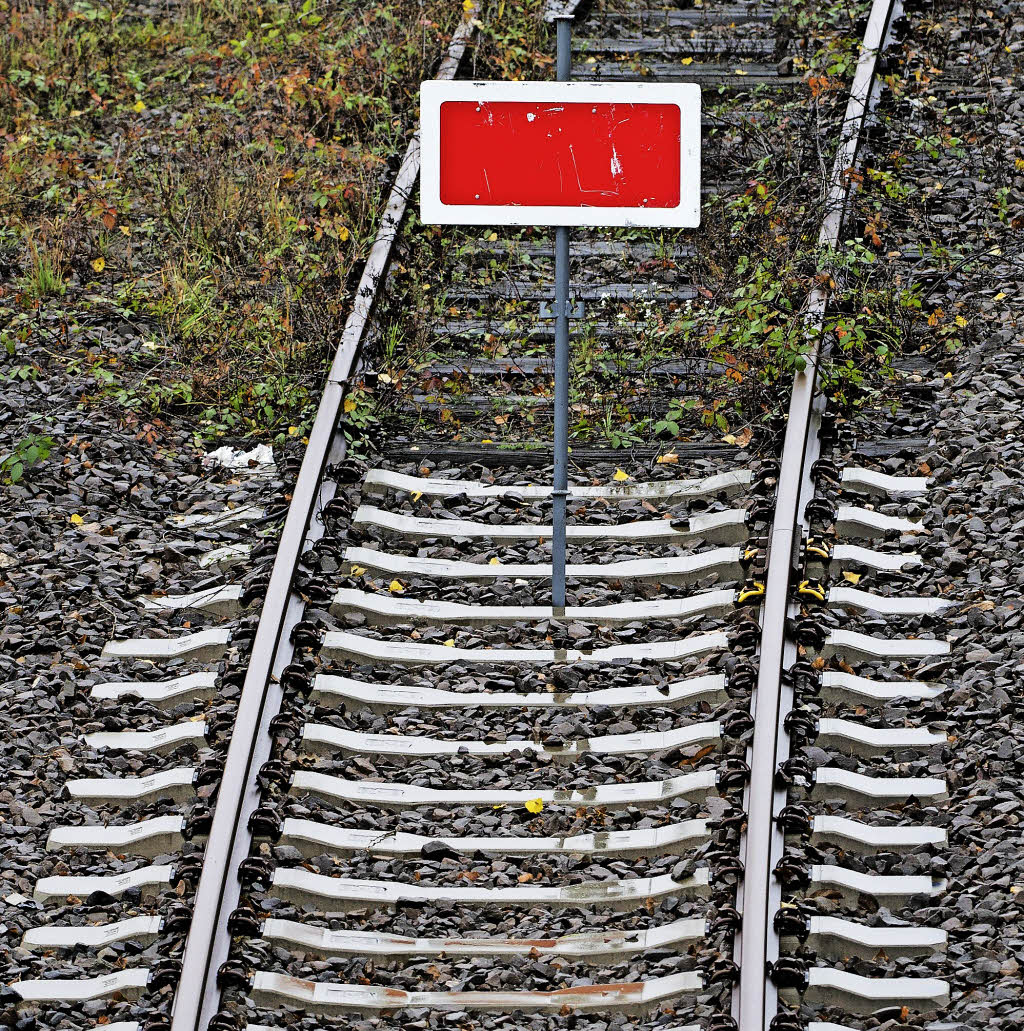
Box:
[613,468,629,481]
[389,580,404,593]
[488,557,501,565]
[69,514,84,525]
[350,565,366,576]
[524,798,544,813]
[443,639,455,647]
[842,571,861,584]
[657,452,679,464]
[91,257,105,272]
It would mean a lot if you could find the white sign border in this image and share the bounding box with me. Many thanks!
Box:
[420,80,701,229]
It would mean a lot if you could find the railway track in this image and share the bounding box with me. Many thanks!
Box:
[8,1,959,1030]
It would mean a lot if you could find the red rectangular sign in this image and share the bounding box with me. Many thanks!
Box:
[438,101,681,208]
[420,81,701,228]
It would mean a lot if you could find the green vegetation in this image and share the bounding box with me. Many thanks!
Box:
[1,0,459,443]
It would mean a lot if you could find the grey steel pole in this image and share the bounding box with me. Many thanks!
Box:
[552,14,572,612]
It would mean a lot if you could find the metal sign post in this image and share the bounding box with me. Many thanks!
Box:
[551,13,572,612]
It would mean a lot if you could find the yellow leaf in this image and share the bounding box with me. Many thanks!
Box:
[343,397,357,412]
[722,433,737,445]
[389,580,405,593]
[119,225,131,235]
[411,490,423,502]
[90,257,105,272]
[481,438,493,444]
[842,571,861,585]
[443,639,455,647]
[350,565,367,576]
[462,0,474,10]
[657,452,679,464]
[488,557,500,565]
[133,100,146,113]
[612,468,629,482]
[524,798,544,814]
[70,514,84,525]
[487,232,498,242]
[288,426,299,436]
[994,292,1007,301]
[681,57,693,65]
[339,226,350,242]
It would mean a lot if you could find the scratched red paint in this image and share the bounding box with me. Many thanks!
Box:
[438,101,681,208]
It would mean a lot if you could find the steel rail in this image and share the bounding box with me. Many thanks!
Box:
[167,14,478,1031]
[734,1,904,1028]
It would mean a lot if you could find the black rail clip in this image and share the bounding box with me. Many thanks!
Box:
[237,856,275,889]
[184,805,213,840]
[209,1013,243,1031]
[247,805,283,840]
[731,626,761,655]
[724,710,756,739]
[279,660,314,695]
[790,616,827,650]
[216,959,254,991]
[810,458,841,489]
[171,855,203,889]
[148,959,182,991]
[783,708,819,745]
[769,1015,806,1031]
[768,957,809,991]
[227,904,264,937]
[775,755,815,791]
[773,903,812,941]
[785,660,822,698]
[708,1018,739,1031]
[710,904,742,934]
[717,758,751,791]
[728,664,758,695]
[162,903,193,934]
[268,709,302,739]
[706,958,741,985]
[804,496,837,527]
[774,853,811,889]
[257,759,294,791]
[289,619,323,649]
[777,803,813,837]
